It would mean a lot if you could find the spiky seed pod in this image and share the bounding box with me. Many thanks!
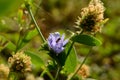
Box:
[8,52,31,73]
[75,0,108,34]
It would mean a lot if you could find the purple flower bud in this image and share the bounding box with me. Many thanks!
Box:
[47,32,68,55]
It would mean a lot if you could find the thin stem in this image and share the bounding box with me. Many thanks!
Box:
[55,66,61,80]
[34,1,42,16]
[40,68,55,80]
[26,4,46,42]
[66,29,83,58]
[15,33,21,53]
[68,48,92,80]
[46,70,55,80]
[15,31,28,52]
[66,41,75,59]
[40,69,46,77]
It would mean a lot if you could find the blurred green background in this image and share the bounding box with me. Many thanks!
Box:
[0,0,120,80]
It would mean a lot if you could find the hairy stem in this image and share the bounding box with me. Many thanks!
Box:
[26,4,46,42]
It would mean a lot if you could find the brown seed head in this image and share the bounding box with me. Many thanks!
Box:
[75,0,107,33]
[77,64,90,79]
[0,64,9,79]
[8,51,31,73]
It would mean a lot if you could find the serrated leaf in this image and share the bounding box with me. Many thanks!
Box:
[71,34,101,46]
[25,51,45,70]
[64,42,77,74]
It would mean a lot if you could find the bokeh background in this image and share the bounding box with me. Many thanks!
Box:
[0,0,120,80]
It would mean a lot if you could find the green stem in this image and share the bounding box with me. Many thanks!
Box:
[68,48,92,80]
[26,4,46,42]
[66,29,83,59]
[15,31,28,52]
[40,68,54,80]
[40,69,46,77]
[55,66,61,80]
[66,41,75,59]
[15,33,21,53]
[46,70,55,80]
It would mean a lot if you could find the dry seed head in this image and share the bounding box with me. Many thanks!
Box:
[25,73,35,80]
[75,0,107,33]
[0,64,9,79]
[77,64,90,78]
[8,51,31,73]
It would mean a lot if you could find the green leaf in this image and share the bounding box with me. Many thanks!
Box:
[64,42,77,74]
[24,28,38,41]
[71,34,102,46]
[0,0,24,16]
[17,28,38,50]
[0,35,16,51]
[47,50,66,66]
[56,51,66,66]
[6,41,16,51]
[25,51,45,70]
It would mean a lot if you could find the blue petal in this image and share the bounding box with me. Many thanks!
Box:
[50,33,56,41]
[63,39,68,46]
[61,34,65,41]
[47,32,69,54]
[48,39,52,48]
[56,47,64,54]
[57,42,63,48]
[50,34,57,46]
[53,32,60,40]
[51,41,56,48]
